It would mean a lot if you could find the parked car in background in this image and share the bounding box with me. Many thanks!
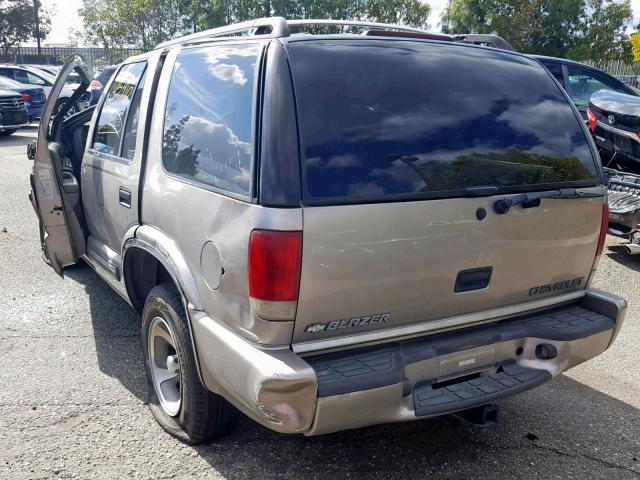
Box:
[0,87,29,136]
[23,65,61,76]
[30,19,627,445]
[0,64,84,115]
[88,66,117,105]
[0,76,46,121]
[532,56,637,119]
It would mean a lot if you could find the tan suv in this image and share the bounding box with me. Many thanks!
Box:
[29,18,627,444]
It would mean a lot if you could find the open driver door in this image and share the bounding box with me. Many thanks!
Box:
[29,55,91,275]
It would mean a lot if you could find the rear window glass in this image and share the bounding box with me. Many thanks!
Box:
[288,40,599,202]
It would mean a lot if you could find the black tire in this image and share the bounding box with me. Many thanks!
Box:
[0,129,16,137]
[141,283,238,444]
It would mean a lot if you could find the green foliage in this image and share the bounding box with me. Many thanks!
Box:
[441,0,633,60]
[79,0,430,48]
[0,0,51,54]
[417,150,595,192]
[631,32,640,62]
[80,0,183,50]
[568,0,633,63]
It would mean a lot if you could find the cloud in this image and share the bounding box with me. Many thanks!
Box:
[209,63,247,86]
[347,181,385,197]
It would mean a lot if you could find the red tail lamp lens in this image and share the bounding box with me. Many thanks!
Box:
[248,230,302,302]
[587,107,597,134]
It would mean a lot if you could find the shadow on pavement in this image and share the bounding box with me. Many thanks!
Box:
[65,262,147,402]
[0,129,36,148]
[65,261,640,478]
[605,244,640,273]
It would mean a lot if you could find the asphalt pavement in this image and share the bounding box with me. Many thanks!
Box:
[1,128,639,479]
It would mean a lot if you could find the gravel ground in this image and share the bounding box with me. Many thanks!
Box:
[1,128,639,479]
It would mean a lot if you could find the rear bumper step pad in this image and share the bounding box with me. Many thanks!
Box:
[306,303,614,398]
[413,362,550,416]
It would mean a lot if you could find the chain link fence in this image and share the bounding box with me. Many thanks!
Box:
[0,46,145,69]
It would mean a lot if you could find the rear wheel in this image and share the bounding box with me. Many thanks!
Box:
[141,283,238,444]
[0,129,17,137]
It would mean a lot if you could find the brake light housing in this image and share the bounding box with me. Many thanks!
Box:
[587,107,597,133]
[248,230,302,320]
[89,79,103,89]
[20,92,30,103]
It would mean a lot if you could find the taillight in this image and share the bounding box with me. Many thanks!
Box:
[90,79,102,89]
[248,230,302,320]
[20,92,30,102]
[596,204,609,257]
[587,107,597,133]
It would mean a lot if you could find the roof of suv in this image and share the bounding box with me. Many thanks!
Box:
[154,17,517,54]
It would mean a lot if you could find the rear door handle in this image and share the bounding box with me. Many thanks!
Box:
[119,187,131,208]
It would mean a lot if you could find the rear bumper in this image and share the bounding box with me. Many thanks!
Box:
[191,288,626,435]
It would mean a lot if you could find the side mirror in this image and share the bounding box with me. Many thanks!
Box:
[26,140,36,161]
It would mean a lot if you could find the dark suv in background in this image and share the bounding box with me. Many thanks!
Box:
[0,88,28,136]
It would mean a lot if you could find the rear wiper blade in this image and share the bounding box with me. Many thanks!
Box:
[493,188,603,214]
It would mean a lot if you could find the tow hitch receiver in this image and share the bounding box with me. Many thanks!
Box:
[453,404,499,427]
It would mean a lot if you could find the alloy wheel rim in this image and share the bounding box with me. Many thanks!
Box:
[148,316,182,417]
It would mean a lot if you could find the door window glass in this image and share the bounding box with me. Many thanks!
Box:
[121,71,146,160]
[161,44,260,197]
[566,66,626,110]
[92,62,147,156]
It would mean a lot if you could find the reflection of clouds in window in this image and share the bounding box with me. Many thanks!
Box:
[497,100,575,157]
[347,181,385,197]
[162,44,259,196]
[165,115,251,195]
[203,45,257,85]
[209,63,247,86]
[308,154,361,168]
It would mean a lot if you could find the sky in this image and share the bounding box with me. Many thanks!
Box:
[39,0,640,45]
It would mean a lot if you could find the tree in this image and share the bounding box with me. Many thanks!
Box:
[80,0,183,50]
[568,0,633,62]
[79,0,431,49]
[631,32,640,62]
[193,0,430,31]
[0,0,51,55]
[441,0,633,60]
[79,0,127,49]
[441,0,583,57]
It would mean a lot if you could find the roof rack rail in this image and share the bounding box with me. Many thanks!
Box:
[286,19,427,34]
[452,34,515,52]
[155,17,433,49]
[156,17,290,49]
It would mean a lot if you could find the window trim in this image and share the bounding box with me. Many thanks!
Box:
[88,60,148,164]
[286,39,602,206]
[158,41,265,203]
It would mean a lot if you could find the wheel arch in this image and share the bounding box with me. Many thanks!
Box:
[122,225,206,385]
[122,225,203,314]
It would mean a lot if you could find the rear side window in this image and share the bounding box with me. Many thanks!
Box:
[289,40,599,203]
[566,66,628,110]
[161,43,260,197]
[92,62,147,156]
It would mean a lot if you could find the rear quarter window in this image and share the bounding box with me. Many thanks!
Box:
[161,43,261,197]
[288,40,599,203]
